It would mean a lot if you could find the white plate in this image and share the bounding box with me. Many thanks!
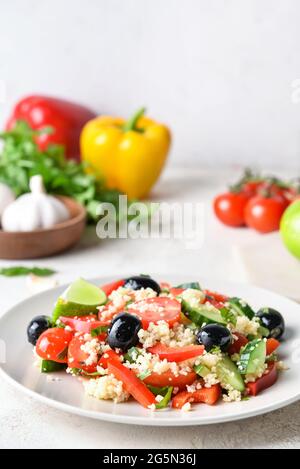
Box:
[0,276,299,426]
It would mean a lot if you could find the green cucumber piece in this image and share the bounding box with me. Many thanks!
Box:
[194,364,210,378]
[228,297,255,320]
[216,356,245,392]
[181,300,227,326]
[176,282,202,290]
[41,360,66,373]
[238,339,266,375]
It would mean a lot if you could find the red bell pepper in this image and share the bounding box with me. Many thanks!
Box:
[172,384,221,409]
[246,363,278,396]
[107,358,156,408]
[100,279,125,296]
[266,338,280,356]
[6,95,96,161]
[148,343,204,362]
[228,332,249,355]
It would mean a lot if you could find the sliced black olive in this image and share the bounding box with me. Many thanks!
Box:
[197,324,232,352]
[256,307,285,339]
[108,313,142,352]
[124,275,161,295]
[27,315,52,345]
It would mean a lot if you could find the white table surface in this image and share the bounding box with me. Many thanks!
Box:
[1,167,300,449]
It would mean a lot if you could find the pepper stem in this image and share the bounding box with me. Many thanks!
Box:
[123,107,146,132]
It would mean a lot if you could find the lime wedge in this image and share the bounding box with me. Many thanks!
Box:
[52,278,106,323]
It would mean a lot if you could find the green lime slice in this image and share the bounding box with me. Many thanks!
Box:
[52,278,106,323]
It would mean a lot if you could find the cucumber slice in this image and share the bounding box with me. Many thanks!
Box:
[238,339,266,375]
[52,278,106,322]
[41,360,66,373]
[176,282,202,290]
[181,300,227,326]
[194,364,210,378]
[216,356,245,392]
[228,297,255,320]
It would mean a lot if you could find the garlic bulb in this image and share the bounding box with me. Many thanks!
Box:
[0,182,15,219]
[1,175,70,232]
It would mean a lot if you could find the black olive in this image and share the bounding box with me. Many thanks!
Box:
[27,315,52,345]
[256,307,285,339]
[108,313,142,352]
[124,275,161,295]
[197,324,232,352]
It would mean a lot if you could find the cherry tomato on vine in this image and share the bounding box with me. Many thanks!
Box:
[213,192,249,227]
[244,194,288,234]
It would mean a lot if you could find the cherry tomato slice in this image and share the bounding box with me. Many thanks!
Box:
[148,343,204,362]
[246,363,278,396]
[107,358,156,408]
[143,370,197,390]
[127,297,181,329]
[68,334,99,373]
[100,279,125,296]
[172,384,221,408]
[36,327,73,363]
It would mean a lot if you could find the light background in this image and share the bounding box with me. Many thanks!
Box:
[0,0,300,169]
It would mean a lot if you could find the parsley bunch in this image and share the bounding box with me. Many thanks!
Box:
[0,121,122,222]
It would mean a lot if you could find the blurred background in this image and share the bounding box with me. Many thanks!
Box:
[1,0,300,169]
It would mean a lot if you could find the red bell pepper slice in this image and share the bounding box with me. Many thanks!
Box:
[143,370,197,390]
[98,350,121,369]
[148,343,204,362]
[246,363,278,396]
[266,338,280,356]
[100,279,125,296]
[172,384,221,409]
[107,359,156,408]
[228,332,249,355]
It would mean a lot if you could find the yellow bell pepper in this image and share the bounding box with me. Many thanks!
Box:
[80,108,171,199]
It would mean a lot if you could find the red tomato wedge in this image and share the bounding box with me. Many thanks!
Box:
[143,370,197,390]
[266,338,280,356]
[246,363,278,396]
[172,384,221,409]
[68,334,99,373]
[100,279,125,296]
[36,327,73,364]
[107,359,156,408]
[127,297,181,329]
[228,333,249,355]
[148,343,204,362]
[60,315,106,335]
[98,350,121,369]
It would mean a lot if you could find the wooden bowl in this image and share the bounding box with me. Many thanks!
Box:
[0,196,86,259]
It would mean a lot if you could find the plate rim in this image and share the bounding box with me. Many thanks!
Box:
[1,276,300,426]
